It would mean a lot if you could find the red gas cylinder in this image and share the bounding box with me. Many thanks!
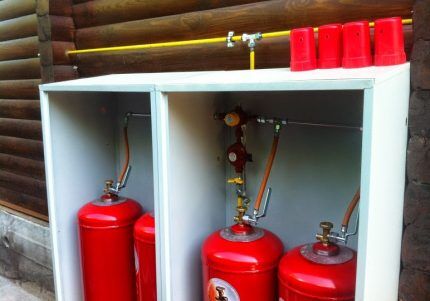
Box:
[202,223,284,301]
[278,223,357,301]
[134,212,156,301]
[78,191,142,301]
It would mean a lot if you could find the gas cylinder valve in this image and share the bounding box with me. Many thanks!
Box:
[315,213,359,246]
[316,221,334,246]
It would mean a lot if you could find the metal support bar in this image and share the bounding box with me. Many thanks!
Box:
[124,112,151,127]
[256,116,362,131]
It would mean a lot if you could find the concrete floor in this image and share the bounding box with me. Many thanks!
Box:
[0,275,55,301]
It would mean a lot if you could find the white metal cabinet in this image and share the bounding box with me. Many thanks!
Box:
[40,64,410,301]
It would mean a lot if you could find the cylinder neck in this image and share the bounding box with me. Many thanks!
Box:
[312,242,340,257]
[230,223,254,236]
[100,193,119,202]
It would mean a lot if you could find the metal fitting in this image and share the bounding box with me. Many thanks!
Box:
[256,116,288,126]
[316,221,334,246]
[124,112,151,127]
[242,187,272,226]
[241,32,263,50]
[327,212,360,245]
[226,31,235,48]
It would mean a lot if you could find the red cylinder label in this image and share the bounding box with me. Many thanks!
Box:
[208,278,239,301]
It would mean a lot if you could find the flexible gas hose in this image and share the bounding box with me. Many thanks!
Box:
[254,135,280,212]
[118,126,130,184]
[342,188,360,228]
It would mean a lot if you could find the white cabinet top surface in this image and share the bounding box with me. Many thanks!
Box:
[40,64,409,93]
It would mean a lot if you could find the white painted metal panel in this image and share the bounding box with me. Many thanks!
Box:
[163,93,227,301]
[356,70,410,301]
[41,92,153,301]
[40,65,410,93]
[41,92,117,301]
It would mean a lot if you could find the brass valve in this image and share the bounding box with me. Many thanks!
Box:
[227,177,244,185]
[104,180,114,194]
[316,221,333,246]
[233,196,248,224]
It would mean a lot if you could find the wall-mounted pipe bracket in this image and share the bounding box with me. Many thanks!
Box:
[226,31,236,48]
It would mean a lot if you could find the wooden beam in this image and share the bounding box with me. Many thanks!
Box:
[0,153,45,180]
[75,0,413,49]
[77,25,413,75]
[48,0,74,17]
[0,99,41,120]
[0,170,46,200]
[0,14,38,42]
[0,187,48,219]
[73,0,91,4]
[0,58,41,80]
[41,65,78,83]
[0,118,42,140]
[73,0,269,28]
[0,0,36,22]
[0,36,39,62]
[0,79,41,99]
[38,13,75,44]
[48,15,75,42]
[39,41,75,66]
[0,136,44,161]
[52,41,75,65]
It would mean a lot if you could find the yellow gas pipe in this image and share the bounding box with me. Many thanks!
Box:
[67,18,413,70]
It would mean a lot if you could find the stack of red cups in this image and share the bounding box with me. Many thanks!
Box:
[289,17,406,72]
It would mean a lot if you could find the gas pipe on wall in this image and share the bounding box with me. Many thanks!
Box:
[278,189,360,301]
[202,107,284,301]
[78,112,150,301]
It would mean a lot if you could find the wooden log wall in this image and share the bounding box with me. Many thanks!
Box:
[0,0,76,221]
[70,0,414,76]
[0,0,46,220]
[399,1,430,300]
[37,0,78,83]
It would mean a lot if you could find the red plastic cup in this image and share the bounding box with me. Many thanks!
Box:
[374,17,406,66]
[290,27,317,71]
[342,21,372,68]
[318,24,343,68]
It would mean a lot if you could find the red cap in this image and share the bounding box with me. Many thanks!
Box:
[134,212,155,243]
[374,17,406,66]
[318,24,343,69]
[342,21,372,68]
[290,27,317,71]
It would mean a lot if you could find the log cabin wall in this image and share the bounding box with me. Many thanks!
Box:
[0,0,46,220]
[400,0,430,299]
[70,0,414,76]
[0,0,77,221]
[37,0,78,83]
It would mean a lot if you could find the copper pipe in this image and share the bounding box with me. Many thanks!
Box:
[118,126,130,184]
[342,188,360,228]
[254,135,280,212]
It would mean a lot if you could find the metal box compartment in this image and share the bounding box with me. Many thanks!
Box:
[40,65,410,301]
